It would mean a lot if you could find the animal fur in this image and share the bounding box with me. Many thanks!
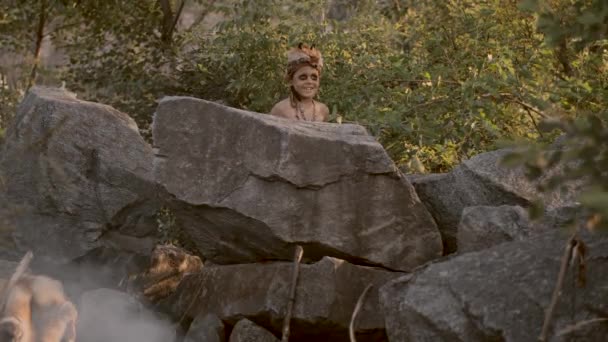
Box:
[0,256,77,342]
[287,43,324,69]
[130,244,203,302]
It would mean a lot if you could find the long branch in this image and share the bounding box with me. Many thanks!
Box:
[157,0,174,43]
[557,317,608,337]
[27,0,47,91]
[480,92,547,118]
[349,284,373,342]
[169,0,186,40]
[281,245,304,342]
[539,233,577,341]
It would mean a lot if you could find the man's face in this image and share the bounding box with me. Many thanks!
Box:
[291,65,319,100]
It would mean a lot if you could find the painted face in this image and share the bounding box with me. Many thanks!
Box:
[290,65,320,100]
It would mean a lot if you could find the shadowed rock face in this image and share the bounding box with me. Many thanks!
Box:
[0,87,159,262]
[409,148,580,254]
[380,230,608,342]
[184,312,225,342]
[229,319,279,342]
[153,96,442,271]
[161,257,398,342]
[457,205,533,253]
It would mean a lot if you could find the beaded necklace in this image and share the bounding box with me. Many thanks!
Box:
[294,100,316,121]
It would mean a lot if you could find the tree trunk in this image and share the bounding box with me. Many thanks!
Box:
[158,0,186,45]
[27,0,47,91]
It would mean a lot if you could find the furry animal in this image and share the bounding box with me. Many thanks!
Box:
[0,275,77,342]
[129,244,203,302]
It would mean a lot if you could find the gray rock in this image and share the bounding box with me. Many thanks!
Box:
[0,259,17,278]
[407,173,455,252]
[409,149,579,254]
[77,288,175,342]
[0,87,160,262]
[380,230,608,341]
[185,312,225,342]
[229,319,278,342]
[161,256,398,342]
[152,96,441,271]
[457,205,532,253]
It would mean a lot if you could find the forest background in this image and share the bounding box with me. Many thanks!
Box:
[0,0,607,229]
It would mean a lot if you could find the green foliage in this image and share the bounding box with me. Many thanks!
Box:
[60,1,183,135]
[0,87,21,141]
[0,0,606,180]
[177,0,548,171]
[174,0,606,172]
[506,0,608,229]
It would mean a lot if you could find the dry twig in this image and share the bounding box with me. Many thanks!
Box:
[349,284,373,342]
[539,233,577,341]
[281,245,304,342]
[557,317,608,337]
[0,251,33,311]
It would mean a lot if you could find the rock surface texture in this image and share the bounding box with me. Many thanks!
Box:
[0,87,159,261]
[153,96,442,271]
[2,89,603,342]
[162,257,397,342]
[457,205,533,253]
[184,312,225,342]
[229,319,279,342]
[380,230,608,341]
[409,148,579,253]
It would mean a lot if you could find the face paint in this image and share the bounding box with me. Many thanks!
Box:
[290,65,320,100]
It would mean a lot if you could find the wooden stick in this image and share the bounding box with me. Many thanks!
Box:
[349,284,373,342]
[557,317,608,336]
[539,233,576,341]
[0,251,33,311]
[281,245,304,342]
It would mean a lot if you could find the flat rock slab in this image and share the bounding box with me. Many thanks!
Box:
[380,230,608,341]
[161,257,398,342]
[0,87,158,262]
[153,96,441,271]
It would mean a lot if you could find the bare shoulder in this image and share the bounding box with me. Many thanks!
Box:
[270,99,294,119]
[316,101,330,122]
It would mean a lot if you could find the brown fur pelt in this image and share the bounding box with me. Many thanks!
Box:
[0,274,77,342]
[285,43,324,82]
[128,244,203,303]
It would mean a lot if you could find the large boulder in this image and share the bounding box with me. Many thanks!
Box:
[409,148,580,254]
[153,96,442,271]
[380,230,608,341]
[229,319,279,342]
[457,205,532,253]
[0,87,159,262]
[185,312,225,342]
[457,204,580,253]
[161,256,398,342]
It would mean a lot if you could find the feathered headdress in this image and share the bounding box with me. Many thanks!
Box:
[286,43,324,72]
